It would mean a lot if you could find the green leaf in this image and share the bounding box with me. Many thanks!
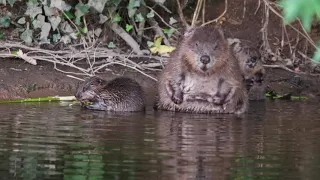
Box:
[40,22,51,40]
[128,0,140,8]
[112,14,122,22]
[7,0,17,6]
[108,41,116,48]
[279,0,320,32]
[17,17,26,24]
[0,15,11,27]
[0,0,6,5]
[313,48,320,62]
[163,28,176,38]
[20,29,33,45]
[169,17,177,25]
[48,16,61,31]
[0,31,4,39]
[63,11,75,19]
[53,33,61,43]
[135,13,144,22]
[75,3,89,25]
[25,2,42,19]
[87,0,107,13]
[82,27,88,34]
[50,0,71,11]
[128,7,137,18]
[147,41,154,47]
[125,24,133,32]
[99,14,108,24]
[146,10,154,18]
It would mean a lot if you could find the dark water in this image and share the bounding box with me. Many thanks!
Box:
[0,101,320,180]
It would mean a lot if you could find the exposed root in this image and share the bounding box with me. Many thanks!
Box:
[0,41,168,81]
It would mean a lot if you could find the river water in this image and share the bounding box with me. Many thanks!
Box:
[0,101,319,180]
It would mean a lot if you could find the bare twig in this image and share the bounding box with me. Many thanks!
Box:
[264,64,320,76]
[176,0,191,29]
[201,0,228,27]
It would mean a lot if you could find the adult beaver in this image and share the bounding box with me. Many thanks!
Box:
[75,76,146,112]
[228,38,266,100]
[155,26,248,114]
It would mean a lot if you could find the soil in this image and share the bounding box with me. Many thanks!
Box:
[0,0,320,103]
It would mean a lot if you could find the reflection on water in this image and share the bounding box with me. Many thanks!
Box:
[0,101,319,180]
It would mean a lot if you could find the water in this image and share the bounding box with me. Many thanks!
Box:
[0,101,319,180]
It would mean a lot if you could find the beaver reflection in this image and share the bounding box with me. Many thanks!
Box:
[75,76,146,112]
[155,111,245,179]
[155,25,248,114]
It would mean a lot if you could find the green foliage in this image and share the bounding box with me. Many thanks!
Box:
[0,0,177,51]
[0,14,11,27]
[279,0,320,32]
[0,30,4,39]
[279,0,320,62]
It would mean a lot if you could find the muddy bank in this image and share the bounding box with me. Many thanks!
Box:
[0,58,319,104]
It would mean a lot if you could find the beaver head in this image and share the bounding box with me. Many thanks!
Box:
[181,26,229,75]
[75,76,107,102]
[244,48,261,69]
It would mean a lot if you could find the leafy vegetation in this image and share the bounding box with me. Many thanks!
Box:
[0,0,178,55]
[279,0,320,62]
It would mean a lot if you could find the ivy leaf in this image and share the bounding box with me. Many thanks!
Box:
[25,3,42,19]
[49,16,61,31]
[146,10,154,18]
[0,30,4,39]
[128,8,137,18]
[147,41,154,47]
[128,0,140,8]
[87,0,107,13]
[154,36,163,47]
[99,14,108,24]
[52,33,61,43]
[0,0,6,5]
[112,14,122,22]
[125,24,133,32]
[0,15,11,27]
[163,28,176,38]
[108,41,116,48]
[7,0,17,6]
[50,0,71,11]
[82,27,88,34]
[43,5,56,16]
[17,17,26,24]
[75,3,89,25]
[62,11,75,19]
[20,29,33,45]
[135,13,144,22]
[169,17,177,25]
[40,22,51,41]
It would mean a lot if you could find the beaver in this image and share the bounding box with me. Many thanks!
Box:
[75,76,146,112]
[227,38,266,100]
[154,26,248,114]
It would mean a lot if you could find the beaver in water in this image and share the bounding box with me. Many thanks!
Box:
[154,26,248,114]
[227,38,266,100]
[75,76,146,112]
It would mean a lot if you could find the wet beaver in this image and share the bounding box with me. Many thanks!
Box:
[155,26,248,114]
[228,38,266,100]
[75,76,146,112]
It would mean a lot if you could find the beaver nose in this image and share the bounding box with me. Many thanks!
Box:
[200,55,210,64]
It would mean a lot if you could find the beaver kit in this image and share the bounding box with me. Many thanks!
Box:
[228,38,266,100]
[75,76,146,112]
[155,26,248,114]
